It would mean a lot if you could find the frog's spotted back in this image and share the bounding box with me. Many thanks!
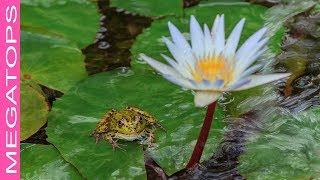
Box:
[91,106,164,150]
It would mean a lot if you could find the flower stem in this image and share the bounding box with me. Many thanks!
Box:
[186,101,217,169]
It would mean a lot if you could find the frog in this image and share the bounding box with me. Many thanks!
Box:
[91,106,164,150]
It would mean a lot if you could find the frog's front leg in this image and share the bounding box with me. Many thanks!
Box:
[140,128,155,147]
[105,134,126,150]
[153,122,165,132]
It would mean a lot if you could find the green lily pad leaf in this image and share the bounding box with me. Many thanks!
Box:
[131,3,271,69]
[238,107,320,179]
[21,0,99,48]
[21,143,82,179]
[110,0,183,17]
[21,31,86,92]
[46,68,224,178]
[21,81,49,141]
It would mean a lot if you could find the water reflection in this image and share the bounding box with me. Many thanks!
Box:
[82,0,152,75]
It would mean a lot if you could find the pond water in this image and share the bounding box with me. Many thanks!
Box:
[21,0,320,179]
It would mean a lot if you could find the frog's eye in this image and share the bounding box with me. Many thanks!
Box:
[133,116,143,123]
[118,119,125,127]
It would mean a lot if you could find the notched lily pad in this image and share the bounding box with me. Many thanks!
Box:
[46,68,225,178]
[21,31,86,93]
[21,143,82,179]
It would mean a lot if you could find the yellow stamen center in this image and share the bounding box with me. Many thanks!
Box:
[192,55,233,84]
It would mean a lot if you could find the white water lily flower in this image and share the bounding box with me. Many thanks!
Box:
[140,15,290,107]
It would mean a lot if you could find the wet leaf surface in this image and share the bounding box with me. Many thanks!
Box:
[238,107,320,179]
[21,31,86,92]
[21,143,83,179]
[21,0,99,48]
[110,0,183,17]
[46,68,224,178]
[21,82,49,141]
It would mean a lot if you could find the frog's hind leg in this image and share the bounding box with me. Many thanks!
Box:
[93,133,104,144]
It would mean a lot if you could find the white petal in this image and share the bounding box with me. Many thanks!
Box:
[237,37,269,63]
[162,74,196,89]
[194,91,221,107]
[168,22,191,50]
[164,23,197,72]
[162,37,195,78]
[234,46,267,76]
[235,27,267,61]
[160,54,183,73]
[238,64,263,79]
[211,15,220,37]
[140,53,179,76]
[213,14,225,55]
[162,37,183,62]
[232,73,291,91]
[247,47,268,63]
[229,63,263,86]
[190,15,204,59]
[204,24,214,57]
[226,79,251,91]
[224,18,245,58]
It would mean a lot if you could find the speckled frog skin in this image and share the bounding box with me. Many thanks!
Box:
[91,106,164,149]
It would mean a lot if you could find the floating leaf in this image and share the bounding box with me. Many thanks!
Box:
[21,0,99,48]
[238,107,320,179]
[21,31,86,92]
[21,81,49,141]
[110,0,183,17]
[46,68,225,178]
[21,143,82,179]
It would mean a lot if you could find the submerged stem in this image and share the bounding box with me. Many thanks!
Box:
[186,101,217,169]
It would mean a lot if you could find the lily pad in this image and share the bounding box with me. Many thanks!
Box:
[21,143,82,179]
[238,107,320,179]
[21,0,99,48]
[46,68,224,178]
[21,31,86,92]
[21,82,49,141]
[110,0,183,17]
